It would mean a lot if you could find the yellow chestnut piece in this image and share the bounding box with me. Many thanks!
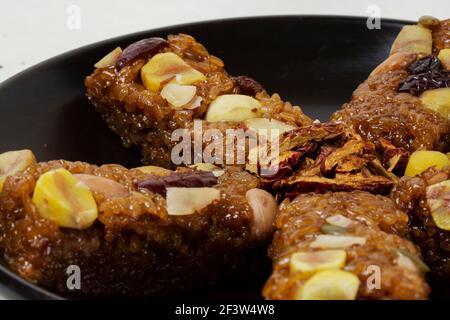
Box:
[405,150,450,177]
[205,94,262,122]
[290,250,347,276]
[0,149,36,191]
[426,180,450,231]
[134,165,173,176]
[420,88,450,120]
[438,48,450,70]
[141,52,206,92]
[296,269,360,300]
[390,25,432,56]
[32,168,98,229]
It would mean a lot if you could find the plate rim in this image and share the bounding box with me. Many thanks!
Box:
[0,14,414,87]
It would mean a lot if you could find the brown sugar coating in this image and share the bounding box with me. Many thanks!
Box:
[85,34,312,168]
[263,191,429,300]
[0,159,273,296]
[332,52,450,152]
[391,166,450,282]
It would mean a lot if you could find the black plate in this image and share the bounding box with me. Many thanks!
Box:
[0,15,448,300]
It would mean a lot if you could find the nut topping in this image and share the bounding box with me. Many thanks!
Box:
[0,149,36,191]
[246,188,278,240]
[160,83,197,109]
[426,179,450,231]
[74,174,129,198]
[166,187,220,216]
[32,168,98,229]
[94,47,122,69]
[141,52,206,92]
[205,94,262,122]
[310,235,366,249]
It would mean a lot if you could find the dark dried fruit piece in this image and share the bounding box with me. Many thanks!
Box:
[379,138,410,176]
[408,55,441,74]
[274,173,393,196]
[262,142,318,179]
[260,121,396,196]
[398,70,450,95]
[277,122,351,154]
[137,171,218,196]
[115,37,168,70]
[234,76,265,96]
[399,55,450,96]
[321,140,376,176]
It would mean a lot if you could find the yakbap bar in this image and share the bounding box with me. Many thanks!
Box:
[0,150,277,295]
[263,191,430,300]
[392,165,450,282]
[85,34,312,168]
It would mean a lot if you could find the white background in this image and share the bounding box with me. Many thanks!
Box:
[1,0,449,82]
[0,0,449,298]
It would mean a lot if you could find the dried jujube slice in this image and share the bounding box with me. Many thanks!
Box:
[234,76,265,96]
[408,55,442,74]
[115,37,168,70]
[136,170,218,196]
[399,55,450,96]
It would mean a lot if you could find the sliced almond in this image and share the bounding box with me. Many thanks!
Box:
[325,215,354,228]
[212,170,225,177]
[166,187,220,215]
[74,174,129,198]
[205,94,262,122]
[0,149,36,191]
[160,83,197,109]
[390,25,432,56]
[310,235,366,249]
[94,47,122,68]
[184,96,203,110]
[396,249,430,273]
[396,251,418,272]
